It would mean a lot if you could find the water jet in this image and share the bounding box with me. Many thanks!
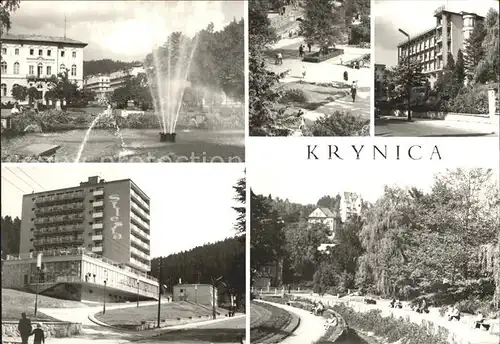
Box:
[159,132,176,142]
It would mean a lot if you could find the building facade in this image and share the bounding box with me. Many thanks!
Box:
[1,176,157,303]
[84,66,144,102]
[308,207,340,239]
[340,192,363,222]
[172,284,218,307]
[397,7,484,85]
[0,33,87,104]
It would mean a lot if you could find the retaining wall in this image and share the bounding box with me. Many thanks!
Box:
[2,321,81,339]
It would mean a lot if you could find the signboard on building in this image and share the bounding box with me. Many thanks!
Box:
[109,194,123,240]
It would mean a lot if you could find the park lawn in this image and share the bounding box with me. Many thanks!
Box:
[95,301,229,326]
[2,288,88,321]
[281,82,348,112]
[250,301,297,343]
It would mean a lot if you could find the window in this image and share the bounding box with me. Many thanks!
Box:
[47,50,51,57]
[14,62,19,74]
[1,48,6,55]
[1,61,7,74]
[29,65,34,75]
[38,49,43,56]
[71,64,76,76]
[72,51,76,58]
[15,48,19,55]
[37,84,43,89]
[60,64,65,73]
[30,49,34,55]
[61,50,65,57]
[1,84,6,96]
[46,66,51,75]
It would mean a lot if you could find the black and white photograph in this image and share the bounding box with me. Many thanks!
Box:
[0,1,244,163]
[249,0,371,137]
[1,164,246,343]
[250,163,499,343]
[374,0,499,137]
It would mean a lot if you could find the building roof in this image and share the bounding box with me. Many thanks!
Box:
[397,27,435,48]
[1,33,87,47]
[309,207,337,218]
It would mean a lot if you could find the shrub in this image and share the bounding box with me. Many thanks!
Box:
[310,111,368,136]
[447,85,489,114]
[280,88,308,104]
[303,49,344,63]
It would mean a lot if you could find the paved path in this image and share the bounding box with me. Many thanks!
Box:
[295,294,499,344]
[258,300,326,344]
[35,301,245,344]
[375,117,498,137]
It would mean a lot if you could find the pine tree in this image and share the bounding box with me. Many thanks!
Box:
[463,21,486,81]
[455,49,465,85]
[446,52,455,70]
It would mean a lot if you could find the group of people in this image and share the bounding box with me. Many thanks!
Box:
[18,312,45,344]
[10,101,24,115]
[389,298,403,309]
[311,301,325,316]
[298,43,312,57]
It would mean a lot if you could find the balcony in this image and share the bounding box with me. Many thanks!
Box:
[92,223,103,230]
[34,214,84,226]
[92,246,103,253]
[131,223,150,241]
[93,189,104,197]
[131,202,150,221]
[92,212,103,219]
[131,246,149,260]
[35,192,84,206]
[33,236,84,246]
[131,214,149,231]
[34,225,84,236]
[131,235,150,251]
[92,201,104,208]
[130,257,150,271]
[131,190,149,210]
[92,234,103,241]
[34,203,84,216]
[27,74,52,81]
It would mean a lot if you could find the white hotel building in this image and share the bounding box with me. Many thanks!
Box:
[0,33,87,104]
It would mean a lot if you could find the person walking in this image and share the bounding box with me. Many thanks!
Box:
[277,52,283,65]
[18,312,32,344]
[351,81,357,103]
[31,323,45,344]
[343,70,348,82]
[307,43,312,52]
[301,65,307,79]
[298,45,304,57]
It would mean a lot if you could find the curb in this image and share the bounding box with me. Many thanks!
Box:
[253,300,302,343]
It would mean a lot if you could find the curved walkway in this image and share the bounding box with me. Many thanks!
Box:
[257,300,326,344]
[296,294,499,344]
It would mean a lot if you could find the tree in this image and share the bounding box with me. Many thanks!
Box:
[27,86,41,104]
[316,195,341,211]
[1,216,21,258]
[455,49,465,85]
[464,21,486,82]
[232,175,246,236]
[476,8,500,83]
[446,52,455,70]
[300,0,345,53]
[11,84,28,102]
[0,0,20,36]
[46,70,82,106]
[388,56,426,120]
[349,15,370,45]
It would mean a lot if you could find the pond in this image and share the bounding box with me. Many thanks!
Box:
[1,128,245,163]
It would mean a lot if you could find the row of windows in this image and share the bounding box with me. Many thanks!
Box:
[1,61,77,76]
[1,47,77,58]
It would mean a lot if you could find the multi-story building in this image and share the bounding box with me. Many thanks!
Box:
[2,176,158,302]
[84,65,144,102]
[172,284,218,307]
[397,6,484,85]
[308,207,340,239]
[340,192,363,222]
[0,33,87,104]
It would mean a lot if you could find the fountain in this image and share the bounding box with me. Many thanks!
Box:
[146,29,199,143]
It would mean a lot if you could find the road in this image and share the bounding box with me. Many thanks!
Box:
[34,302,245,344]
[375,117,498,137]
[255,300,325,344]
[302,91,370,122]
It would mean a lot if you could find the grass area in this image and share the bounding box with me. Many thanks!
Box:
[250,301,297,344]
[280,82,348,112]
[95,301,228,326]
[1,288,88,321]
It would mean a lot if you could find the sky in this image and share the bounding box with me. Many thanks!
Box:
[1,164,244,258]
[374,0,497,66]
[9,1,244,61]
[250,163,499,205]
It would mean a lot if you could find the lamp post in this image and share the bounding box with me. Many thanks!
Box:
[103,270,108,315]
[137,279,140,308]
[34,253,42,317]
[398,28,412,121]
[157,257,163,328]
[211,276,224,320]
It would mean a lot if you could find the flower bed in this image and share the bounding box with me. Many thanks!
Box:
[303,49,344,63]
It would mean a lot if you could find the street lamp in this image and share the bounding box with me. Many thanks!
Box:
[103,270,108,315]
[136,279,140,308]
[211,276,224,320]
[398,28,412,121]
[34,253,42,317]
